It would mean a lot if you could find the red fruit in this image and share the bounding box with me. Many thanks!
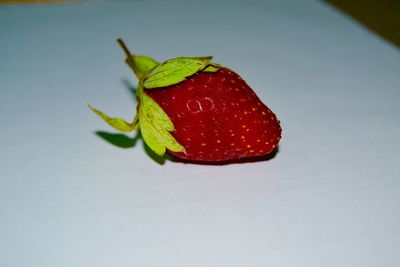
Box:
[146,67,281,162]
[88,40,282,164]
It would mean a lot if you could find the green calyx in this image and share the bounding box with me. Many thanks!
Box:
[88,38,220,156]
[144,57,210,88]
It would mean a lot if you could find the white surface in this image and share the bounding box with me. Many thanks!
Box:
[1,0,400,266]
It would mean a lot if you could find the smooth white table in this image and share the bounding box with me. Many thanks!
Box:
[1,1,399,266]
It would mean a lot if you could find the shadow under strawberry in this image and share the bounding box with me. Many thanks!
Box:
[95,129,279,165]
[95,131,139,149]
[169,146,280,166]
[95,130,171,165]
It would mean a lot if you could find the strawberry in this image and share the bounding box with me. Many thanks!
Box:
[145,68,281,162]
[88,39,281,163]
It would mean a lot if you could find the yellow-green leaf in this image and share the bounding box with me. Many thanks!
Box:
[141,93,174,132]
[131,55,159,78]
[202,65,219,72]
[138,93,185,156]
[192,56,213,60]
[143,57,211,89]
[140,114,184,156]
[87,104,135,132]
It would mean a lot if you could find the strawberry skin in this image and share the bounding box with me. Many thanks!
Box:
[145,67,281,162]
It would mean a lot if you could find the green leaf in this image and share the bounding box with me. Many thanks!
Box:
[131,55,159,77]
[191,56,213,60]
[202,65,219,72]
[87,104,135,132]
[141,93,174,132]
[138,93,185,156]
[117,38,159,79]
[143,57,211,89]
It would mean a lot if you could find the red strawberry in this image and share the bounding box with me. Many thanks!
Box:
[88,39,281,164]
[145,68,281,162]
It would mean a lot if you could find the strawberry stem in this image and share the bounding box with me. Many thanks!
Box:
[117,38,132,57]
[117,38,141,78]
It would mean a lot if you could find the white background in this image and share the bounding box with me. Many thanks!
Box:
[1,0,399,266]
